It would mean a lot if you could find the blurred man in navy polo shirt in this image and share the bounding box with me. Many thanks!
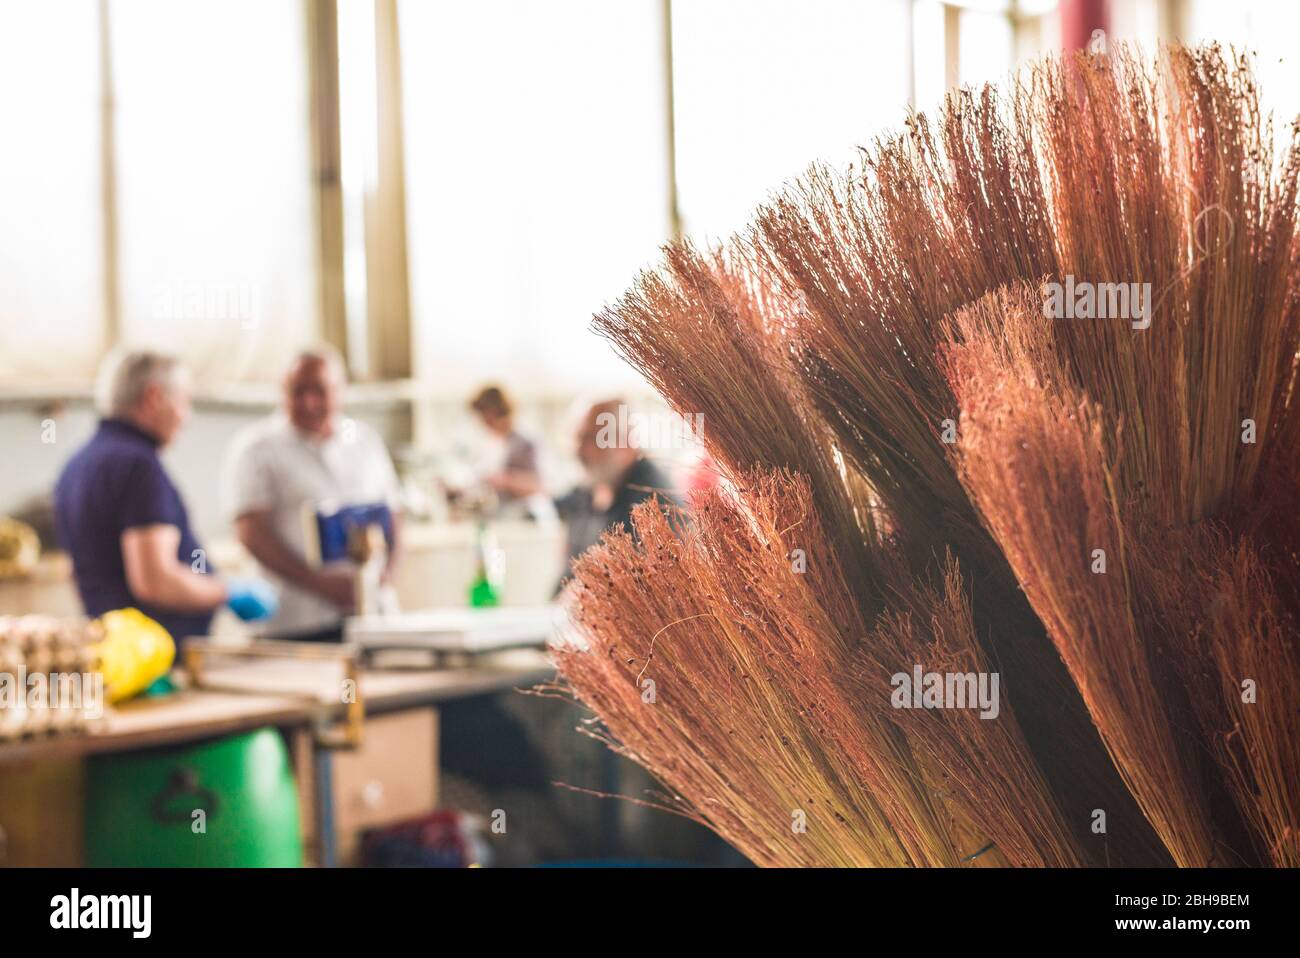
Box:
[54,350,274,642]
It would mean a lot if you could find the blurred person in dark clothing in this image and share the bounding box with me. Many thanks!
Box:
[555,398,683,581]
[54,350,275,641]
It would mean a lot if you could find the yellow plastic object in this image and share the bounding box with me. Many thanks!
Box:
[89,608,176,704]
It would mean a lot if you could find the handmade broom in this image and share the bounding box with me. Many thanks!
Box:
[552,42,1299,868]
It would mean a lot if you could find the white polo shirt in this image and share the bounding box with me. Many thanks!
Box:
[223,413,400,637]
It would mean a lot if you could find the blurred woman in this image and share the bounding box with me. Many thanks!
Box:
[467,386,551,519]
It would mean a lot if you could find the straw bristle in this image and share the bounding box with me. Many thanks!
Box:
[593,245,883,610]
[863,557,1085,867]
[556,42,1299,867]
[946,327,1224,865]
[1142,528,1300,867]
[555,473,1083,866]
[553,474,914,867]
[943,267,1298,866]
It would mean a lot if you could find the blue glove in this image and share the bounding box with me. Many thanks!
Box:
[226,578,279,622]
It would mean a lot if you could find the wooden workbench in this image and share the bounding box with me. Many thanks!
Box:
[0,649,556,866]
[0,648,554,763]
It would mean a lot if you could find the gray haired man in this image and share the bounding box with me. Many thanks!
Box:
[54,350,276,642]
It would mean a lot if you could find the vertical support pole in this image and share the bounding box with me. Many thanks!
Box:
[306,0,349,364]
[905,0,917,110]
[943,2,961,92]
[97,0,121,349]
[1061,0,1110,51]
[1157,0,1189,43]
[314,746,337,867]
[368,0,413,381]
[661,0,683,242]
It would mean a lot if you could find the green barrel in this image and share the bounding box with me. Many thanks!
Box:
[86,727,303,867]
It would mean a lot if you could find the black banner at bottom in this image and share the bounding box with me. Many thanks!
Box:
[1,866,1288,945]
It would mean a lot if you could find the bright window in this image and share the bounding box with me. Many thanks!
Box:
[399,0,671,398]
[0,0,105,383]
[109,0,318,384]
[672,0,912,243]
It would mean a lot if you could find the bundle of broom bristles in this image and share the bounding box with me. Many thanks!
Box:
[549,43,1300,867]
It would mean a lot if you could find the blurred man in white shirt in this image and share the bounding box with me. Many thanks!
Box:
[223,347,402,640]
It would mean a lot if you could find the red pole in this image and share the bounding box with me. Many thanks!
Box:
[1060,0,1110,51]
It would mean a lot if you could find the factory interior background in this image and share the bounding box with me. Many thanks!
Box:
[1,0,1298,870]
